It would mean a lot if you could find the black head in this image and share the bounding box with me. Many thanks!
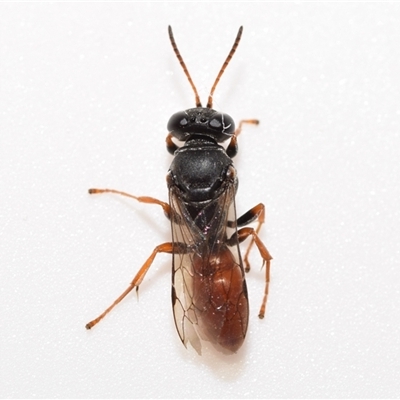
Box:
[167,107,235,143]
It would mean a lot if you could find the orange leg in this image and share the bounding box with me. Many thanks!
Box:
[226,119,259,158]
[236,119,259,137]
[166,133,179,155]
[86,242,174,329]
[87,188,174,328]
[236,203,265,272]
[88,188,171,218]
[236,227,272,319]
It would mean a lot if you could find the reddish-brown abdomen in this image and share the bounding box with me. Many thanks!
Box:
[192,246,249,353]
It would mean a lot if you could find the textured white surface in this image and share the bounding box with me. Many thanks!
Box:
[1,2,400,398]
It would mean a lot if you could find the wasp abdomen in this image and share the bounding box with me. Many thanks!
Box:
[192,246,249,353]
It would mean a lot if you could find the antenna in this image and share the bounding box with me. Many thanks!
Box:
[168,26,243,109]
[168,26,202,107]
[206,26,243,108]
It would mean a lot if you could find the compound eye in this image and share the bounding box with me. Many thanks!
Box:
[167,111,188,132]
[209,113,235,136]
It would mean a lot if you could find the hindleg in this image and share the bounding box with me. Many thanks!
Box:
[236,203,266,272]
[86,242,178,329]
[236,227,272,319]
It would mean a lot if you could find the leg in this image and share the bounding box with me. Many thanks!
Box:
[226,119,259,158]
[166,133,179,155]
[236,203,265,272]
[86,242,174,329]
[236,227,272,319]
[89,188,171,219]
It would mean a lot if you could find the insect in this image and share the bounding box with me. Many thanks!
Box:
[86,26,272,354]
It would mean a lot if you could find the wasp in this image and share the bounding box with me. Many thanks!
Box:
[86,26,272,355]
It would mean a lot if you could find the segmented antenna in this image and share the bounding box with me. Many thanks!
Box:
[168,26,202,107]
[168,26,243,109]
[206,26,243,109]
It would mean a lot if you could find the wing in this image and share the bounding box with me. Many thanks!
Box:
[169,181,241,354]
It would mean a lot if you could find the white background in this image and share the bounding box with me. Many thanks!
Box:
[1,2,400,398]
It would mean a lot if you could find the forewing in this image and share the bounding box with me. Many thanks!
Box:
[169,183,239,354]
